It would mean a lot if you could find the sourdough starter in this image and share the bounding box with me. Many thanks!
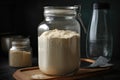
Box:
[38,29,80,75]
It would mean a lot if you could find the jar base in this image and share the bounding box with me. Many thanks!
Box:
[39,68,79,76]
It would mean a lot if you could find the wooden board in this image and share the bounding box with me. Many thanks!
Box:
[13,58,112,80]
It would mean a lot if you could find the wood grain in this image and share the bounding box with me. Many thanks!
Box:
[13,58,111,80]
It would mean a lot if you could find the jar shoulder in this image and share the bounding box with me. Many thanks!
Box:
[38,20,80,33]
[10,46,32,52]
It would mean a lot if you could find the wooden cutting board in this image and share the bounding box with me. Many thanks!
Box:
[13,58,112,80]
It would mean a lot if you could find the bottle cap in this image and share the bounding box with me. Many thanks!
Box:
[93,2,110,9]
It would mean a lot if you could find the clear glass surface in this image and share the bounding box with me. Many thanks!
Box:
[86,9,113,60]
[38,6,81,76]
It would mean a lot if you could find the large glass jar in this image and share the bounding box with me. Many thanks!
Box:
[38,6,81,76]
[9,37,32,67]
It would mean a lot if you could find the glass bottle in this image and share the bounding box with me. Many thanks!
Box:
[86,2,113,60]
[38,6,82,76]
[9,37,32,67]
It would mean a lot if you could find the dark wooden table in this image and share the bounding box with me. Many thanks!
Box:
[0,53,120,80]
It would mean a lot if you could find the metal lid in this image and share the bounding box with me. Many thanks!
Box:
[44,6,78,16]
[12,37,30,46]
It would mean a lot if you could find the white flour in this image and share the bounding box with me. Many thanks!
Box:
[38,29,80,75]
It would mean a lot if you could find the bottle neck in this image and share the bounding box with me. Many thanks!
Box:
[92,9,108,24]
[90,9,109,40]
[93,9,108,15]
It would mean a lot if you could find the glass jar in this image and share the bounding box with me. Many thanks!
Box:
[86,2,113,60]
[38,6,81,76]
[9,37,32,67]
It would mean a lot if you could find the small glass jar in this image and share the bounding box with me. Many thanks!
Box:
[38,6,81,76]
[9,37,32,67]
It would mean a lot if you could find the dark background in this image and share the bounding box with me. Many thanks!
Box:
[0,0,120,61]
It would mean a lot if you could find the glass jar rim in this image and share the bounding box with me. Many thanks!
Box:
[12,37,30,46]
[44,6,78,16]
[44,6,78,9]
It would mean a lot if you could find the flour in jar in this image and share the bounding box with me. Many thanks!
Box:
[38,29,80,75]
[9,50,32,67]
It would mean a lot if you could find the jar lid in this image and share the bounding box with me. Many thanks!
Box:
[93,2,110,9]
[44,6,78,16]
[12,37,30,46]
